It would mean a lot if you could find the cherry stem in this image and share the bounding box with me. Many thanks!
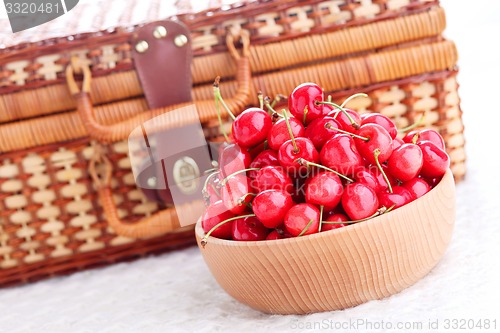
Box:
[327,95,332,103]
[298,219,314,237]
[258,91,264,109]
[398,111,426,133]
[213,76,236,121]
[296,158,353,182]
[201,213,256,247]
[411,132,420,145]
[237,192,257,206]
[340,93,368,108]
[323,204,397,226]
[219,168,260,187]
[282,110,299,154]
[317,101,359,129]
[271,94,285,108]
[325,123,369,141]
[203,171,220,195]
[374,148,393,193]
[214,90,230,143]
[318,205,324,233]
[264,97,284,119]
[303,105,308,125]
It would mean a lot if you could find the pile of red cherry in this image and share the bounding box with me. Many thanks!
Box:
[201,82,450,245]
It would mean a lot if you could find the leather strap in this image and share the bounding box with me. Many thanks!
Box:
[131,20,193,109]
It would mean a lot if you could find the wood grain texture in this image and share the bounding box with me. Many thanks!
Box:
[195,170,456,314]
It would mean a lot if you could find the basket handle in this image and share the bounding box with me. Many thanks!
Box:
[67,31,251,144]
[89,144,204,238]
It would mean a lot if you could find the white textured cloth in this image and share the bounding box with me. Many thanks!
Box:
[1,1,500,332]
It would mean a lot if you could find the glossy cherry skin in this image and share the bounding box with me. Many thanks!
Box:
[267,117,305,150]
[320,134,364,176]
[284,203,320,237]
[249,150,280,179]
[378,186,413,210]
[327,108,362,133]
[201,200,235,240]
[305,117,341,150]
[288,83,324,124]
[305,172,343,210]
[368,164,398,192]
[232,216,269,241]
[354,123,393,164]
[353,167,381,192]
[403,129,445,149]
[341,183,379,220]
[387,143,423,182]
[402,178,430,200]
[232,107,272,148]
[278,137,319,175]
[322,213,349,232]
[220,175,253,215]
[417,141,450,178]
[361,113,397,139]
[252,190,294,228]
[391,137,404,151]
[266,229,292,240]
[253,166,294,193]
[218,144,252,178]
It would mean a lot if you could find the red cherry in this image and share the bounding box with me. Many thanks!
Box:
[423,176,442,188]
[320,134,363,175]
[232,107,272,148]
[378,186,413,209]
[353,167,381,192]
[341,183,379,220]
[201,200,235,240]
[417,141,450,178]
[278,137,319,175]
[354,123,393,164]
[249,150,280,179]
[305,172,343,210]
[361,113,397,139]
[232,216,269,241]
[267,117,305,150]
[391,137,404,151]
[403,129,445,150]
[220,175,253,215]
[368,164,398,192]
[253,166,294,193]
[305,116,341,150]
[288,83,324,124]
[219,144,252,178]
[327,108,361,133]
[284,203,320,237]
[266,229,291,240]
[252,190,294,228]
[402,178,430,200]
[386,143,423,182]
[322,213,349,232]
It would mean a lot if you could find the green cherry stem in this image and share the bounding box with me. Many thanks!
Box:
[411,132,420,145]
[374,148,393,193]
[398,111,427,133]
[317,100,359,129]
[298,219,314,237]
[213,76,236,121]
[296,158,353,182]
[303,105,308,125]
[264,97,284,120]
[340,93,368,108]
[271,94,285,108]
[283,110,299,154]
[258,91,264,109]
[322,204,397,226]
[318,205,324,233]
[201,214,256,247]
[219,168,261,187]
[325,123,369,141]
[214,90,230,142]
[237,192,257,206]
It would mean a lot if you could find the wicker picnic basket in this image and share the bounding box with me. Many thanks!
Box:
[0,0,465,287]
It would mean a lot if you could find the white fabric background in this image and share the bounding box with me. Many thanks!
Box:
[1,1,500,332]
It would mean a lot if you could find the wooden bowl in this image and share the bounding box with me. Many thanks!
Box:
[195,169,456,314]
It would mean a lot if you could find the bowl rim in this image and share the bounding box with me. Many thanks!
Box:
[195,169,454,247]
